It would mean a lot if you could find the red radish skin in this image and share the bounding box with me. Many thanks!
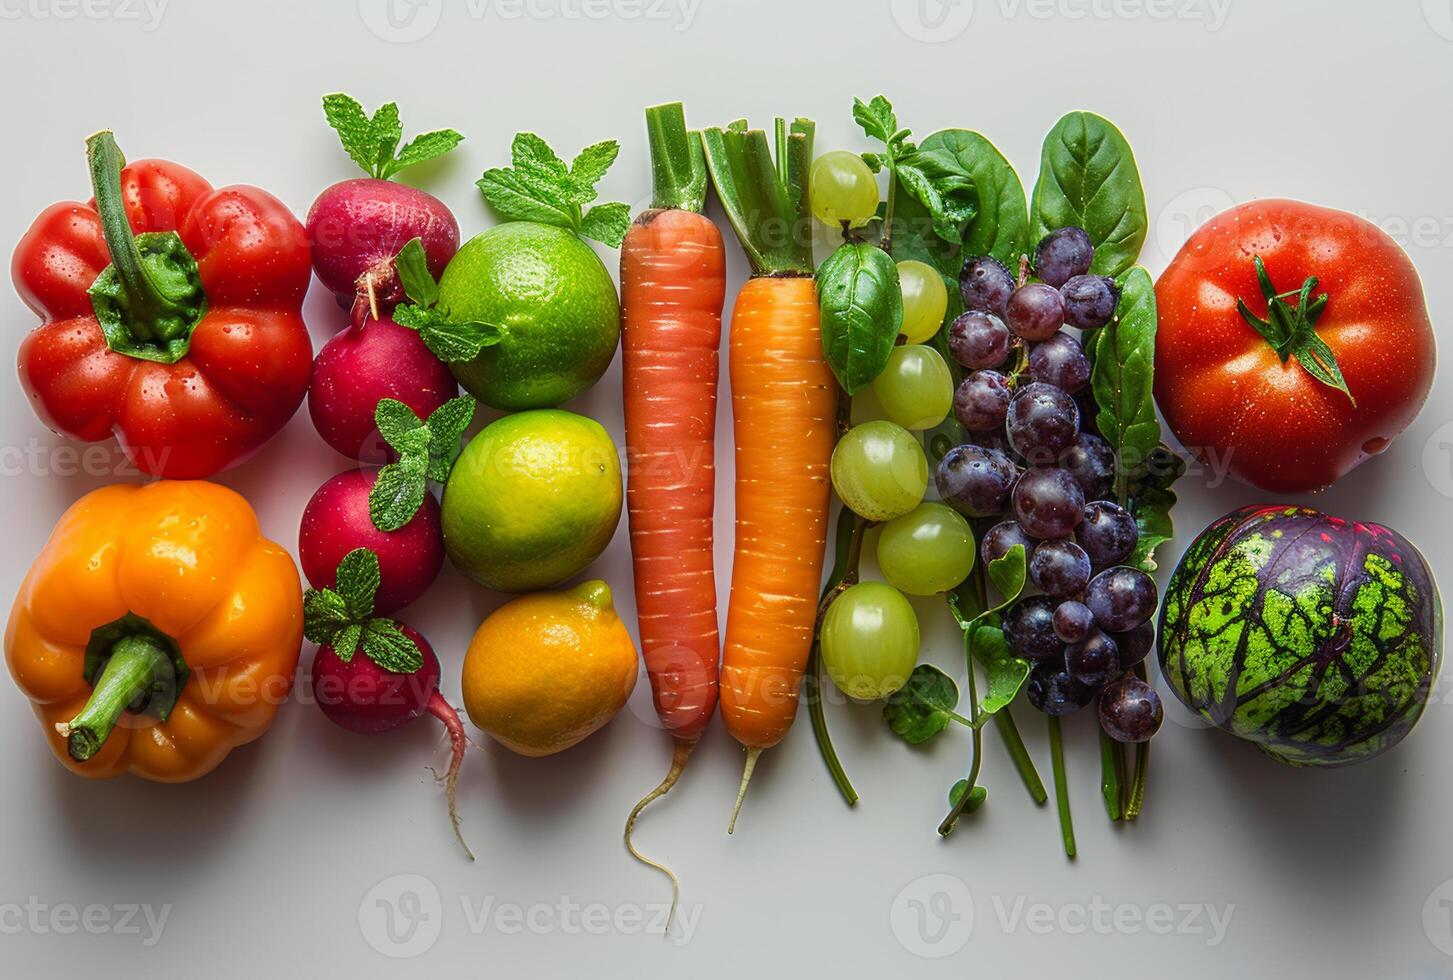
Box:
[311,623,471,858]
[306,177,459,310]
[309,310,458,462]
[299,469,443,614]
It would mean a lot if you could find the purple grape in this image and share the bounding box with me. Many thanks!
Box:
[1085,567,1158,633]
[1053,600,1095,644]
[959,255,1015,315]
[1098,675,1163,742]
[1059,433,1116,500]
[1034,227,1094,288]
[1007,382,1079,463]
[1003,595,1064,663]
[1026,665,1094,716]
[981,520,1035,567]
[948,311,1011,370]
[1065,630,1121,688]
[1077,501,1139,566]
[1112,621,1155,668]
[936,444,1018,518]
[1029,539,1091,598]
[968,429,1015,455]
[954,371,1012,432]
[1012,467,1086,540]
[1028,332,1091,394]
[1061,274,1120,330]
[1004,283,1065,342]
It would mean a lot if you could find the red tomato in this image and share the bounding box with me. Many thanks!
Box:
[1155,199,1436,493]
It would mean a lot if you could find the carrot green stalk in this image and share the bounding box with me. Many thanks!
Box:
[620,103,726,921]
[705,116,834,833]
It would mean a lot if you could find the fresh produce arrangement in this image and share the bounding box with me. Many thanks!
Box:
[2,91,1443,926]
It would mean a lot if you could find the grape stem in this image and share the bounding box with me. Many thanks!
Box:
[994,710,1048,806]
[879,176,898,255]
[806,503,868,806]
[937,619,985,837]
[1048,715,1077,859]
[1099,727,1125,821]
[1125,661,1151,820]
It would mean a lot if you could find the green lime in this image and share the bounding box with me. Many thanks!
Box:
[436,222,620,410]
[442,409,622,593]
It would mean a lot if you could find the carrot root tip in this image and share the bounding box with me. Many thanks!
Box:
[727,746,763,836]
[624,739,694,934]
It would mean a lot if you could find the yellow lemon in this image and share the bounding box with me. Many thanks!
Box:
[461,580,638,757]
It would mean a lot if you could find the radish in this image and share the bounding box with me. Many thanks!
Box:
[299,396,475,613]
[308,305,457,462]
[304,548,472,859]
[307,93,463,311]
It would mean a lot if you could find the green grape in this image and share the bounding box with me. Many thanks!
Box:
[830,420,928,522]
[897,260,949,344]
[877,502,976,596]
[821,581,921,700]
[809,151,880,228]
[870,345,953,431]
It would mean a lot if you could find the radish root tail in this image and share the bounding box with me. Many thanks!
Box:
[426,691,475,861]
[624,738,695,934]
[727,746,763,835]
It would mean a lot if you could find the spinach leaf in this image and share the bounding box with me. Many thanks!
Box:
[883,665,971,745]
[816,242,903,393]
[1091,266,1161,502]
[917,130,1029,268]
[1031,112,1147,281]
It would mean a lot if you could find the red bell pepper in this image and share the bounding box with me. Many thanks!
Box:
[12,131,312,478]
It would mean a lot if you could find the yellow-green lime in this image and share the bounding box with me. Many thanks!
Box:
[442,409,622,593]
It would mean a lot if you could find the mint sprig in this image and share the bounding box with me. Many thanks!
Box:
[391,238,505,362]
[302,548,423,674]
[369,395,476,532]
[322,93,463,181]
[853,94,977,243]
[477,132,630,247]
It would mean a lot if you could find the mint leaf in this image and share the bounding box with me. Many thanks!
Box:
[423,396,476,483]
[302,588,350,645]
[418,317,504,362]
[394,239,438,308]
[394,129,465,172]
[369,101,403,177]
[512,131,570,178]
[852,96,912,165]
[374,398,425,449]
[370,453,429,533]
[334,548,381,619]
[322,93,377,176]
[568,140,619,201]
[883,665,971,744]
[477,168,576,229]
[580,202,630,248]
[332,623,363,661]
[360,620,424,674]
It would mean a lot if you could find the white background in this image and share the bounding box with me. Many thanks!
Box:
[2,0,1451,976]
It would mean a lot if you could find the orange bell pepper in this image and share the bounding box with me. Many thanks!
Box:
[5,481,303,782]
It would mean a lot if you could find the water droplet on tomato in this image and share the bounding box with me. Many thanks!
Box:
[1362,436,1391,455]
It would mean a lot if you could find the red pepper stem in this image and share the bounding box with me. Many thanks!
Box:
[57,634,171,762]
[86,131,188,345]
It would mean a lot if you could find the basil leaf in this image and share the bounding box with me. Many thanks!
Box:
[1030,112,1147,281]
[1091,267,1162,501]
[917,130,1029,269]
[883,665,971,744]
[816,242,904,394]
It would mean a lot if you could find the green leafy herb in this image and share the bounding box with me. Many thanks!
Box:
[883,665,972,744]
[1091,267,1162,502]
[477,132,630,247]
[369,395,477,532]
[915,130,1029,269]
[969,623,1031,720]
[1236,255,1355,403]
[1030,112,1147,281]
[948,781,988,813]
[1128,446,1184,572]
[301,548,424,674]
[391,238,506,362]
[852,95,977,242]
[985,544,1028,608]
[816,241,904,393]
[322,93,463,181]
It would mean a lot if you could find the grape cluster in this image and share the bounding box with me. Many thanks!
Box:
[938,227,1163,745]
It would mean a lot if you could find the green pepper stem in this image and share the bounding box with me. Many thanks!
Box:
[86,131,192,346]
[57,634,172,762]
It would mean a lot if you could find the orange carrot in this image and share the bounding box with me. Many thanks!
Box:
[620,104,725,919]
[702,116,835,831]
